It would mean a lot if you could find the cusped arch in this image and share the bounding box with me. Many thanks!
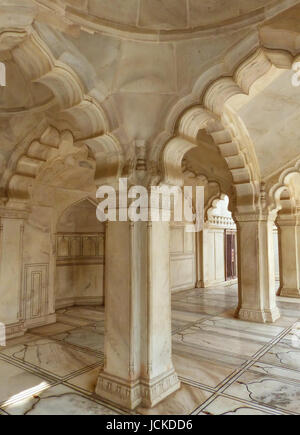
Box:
[161,104,258,214]
[7,29,111,140]
[5,125,124,205]
[56,196,99,232]
[269,159,300,215]
[6,126,96,203]
[0,24,123,204]
[159,39,300,215]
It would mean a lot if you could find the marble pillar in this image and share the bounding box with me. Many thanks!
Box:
[196,229,204,288]
[235,214,280,323]
[96,216,180,410]
[0,213,26,338]
[277,215,300,298]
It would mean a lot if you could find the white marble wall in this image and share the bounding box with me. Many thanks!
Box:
[170,223,196,292]
[0,216,25,336]
[200,196,237,288]
[0,205,57,338]
[203,227,226,286]
[273,227,280,282]
[55,234,105,309]
[55,200,105,309]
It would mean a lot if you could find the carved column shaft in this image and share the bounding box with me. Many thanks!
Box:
[0,213,27,338]
[96,207,180,410]
[277,215,300,298]
[235,214,280,323]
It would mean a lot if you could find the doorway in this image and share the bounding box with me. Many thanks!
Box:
[225,230,237,281]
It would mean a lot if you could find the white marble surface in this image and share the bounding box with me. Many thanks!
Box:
[259,342,300,371]
[201,396,279,415]
[2,384,119,415]
[137,384,212,415]
[173,323,265,358]
[2,338,101,378]
[53,326,104,353]
[1,286,300,415]
[224,371,300,413]
[0,360,51,407]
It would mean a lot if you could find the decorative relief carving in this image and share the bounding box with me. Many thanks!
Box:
[239,308,280,323]
[23,264,49,320]
[160,46,300,215]
[6,321,27,339]
[96,375,142,409]
[56,233,104,265]
[96,370,180,409]
[141,371,180,406]
[207,215,236,228]
[170,224,196,292]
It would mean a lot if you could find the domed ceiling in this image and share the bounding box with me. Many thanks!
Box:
[34,0,296,39]
[0,0,299,198]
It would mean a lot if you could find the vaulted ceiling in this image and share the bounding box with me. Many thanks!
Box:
[0,0,299,207]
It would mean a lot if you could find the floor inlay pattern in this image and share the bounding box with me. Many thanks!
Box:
[1,285,300,415]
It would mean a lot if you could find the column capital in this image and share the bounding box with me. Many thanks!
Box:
[277,214,300,227]
[0,206,29,220]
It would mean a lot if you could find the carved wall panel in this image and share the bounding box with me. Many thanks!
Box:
[56,232,105,308]
[273,227,280,283]
[170,224,196,292]
[24,263,49,320]
[56,233,104,265]
[206,229,226,285]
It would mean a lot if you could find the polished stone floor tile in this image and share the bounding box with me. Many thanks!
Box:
[173,351,239,388]
[224,371,300,413]
[56,307,104,322]
[0,359,51,407]
[201,396,278,415]
[85,322,105,334]
[2,384,119,415]
[56,313,94,327]
[190,322,271,346]
[172,309,208,324]
[172,319,189,333]
[0,334,37,352]
[53,327,104,353]
[276,302,300,318]
[249,361,300,382]
[2,338,100,378]
[67,366,102,393]
[30,323,77,337]
[173,341,247,366]
[137,384,212,415]
[201,316,284,339]
[173,324,264,358]
[171,301,231,316]
[2,285,300,415]
[259,343,300,372]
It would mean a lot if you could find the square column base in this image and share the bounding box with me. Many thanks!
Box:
[95,370,180,410]
[140,370,181,408]
[96,373,142,410]
[279,288,300,298]
[238,307,280,323]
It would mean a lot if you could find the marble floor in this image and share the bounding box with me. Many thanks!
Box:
[1,285,300,415]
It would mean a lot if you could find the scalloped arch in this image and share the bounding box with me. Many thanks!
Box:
[269,159,300,214]
[159,42,300,215]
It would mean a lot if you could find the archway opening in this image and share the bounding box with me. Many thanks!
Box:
[55,199,105,310]
[206,195,238,286]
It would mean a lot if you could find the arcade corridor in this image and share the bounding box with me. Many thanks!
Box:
[0,286,299,415]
